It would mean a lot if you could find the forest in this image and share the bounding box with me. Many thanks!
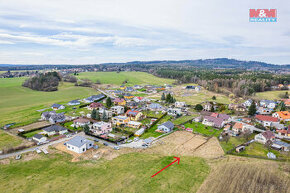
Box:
[22,72,61,91]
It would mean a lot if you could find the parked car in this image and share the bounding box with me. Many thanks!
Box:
[134,137,139,142]
[94,139,99,142]
[15,154,21,160]
[103,142,108,146]
[114,146,120,150]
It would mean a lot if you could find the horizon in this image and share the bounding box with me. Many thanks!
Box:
[0,0,289,64]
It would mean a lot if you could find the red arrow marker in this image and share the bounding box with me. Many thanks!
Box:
[151,157,180,178]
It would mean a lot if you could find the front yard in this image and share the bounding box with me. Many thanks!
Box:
[184,122,221,137]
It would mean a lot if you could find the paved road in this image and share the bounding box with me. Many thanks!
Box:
[96,88,114,98]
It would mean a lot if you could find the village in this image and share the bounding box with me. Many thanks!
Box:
[1,82,289,161]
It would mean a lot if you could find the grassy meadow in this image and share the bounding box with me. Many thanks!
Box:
[255,90,288,100]
[0,77,97,128]
[0,130,23,150]
[77,71,175,86]
[0,153,209,193]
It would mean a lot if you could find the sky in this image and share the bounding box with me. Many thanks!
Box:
[0,0,289,65]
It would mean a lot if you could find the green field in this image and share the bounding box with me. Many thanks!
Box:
[184,122,221,137]
[0,130,23,150]
[0,153,209,193]
[0,78,97,128]
[255,90,288,100]
[77,72,175,86]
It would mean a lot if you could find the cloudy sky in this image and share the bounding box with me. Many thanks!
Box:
[0,0,289,64]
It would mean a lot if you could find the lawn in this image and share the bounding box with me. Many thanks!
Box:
[76,71,175,86]
[172,115,196,125]
[0,153,209,193]
[22,130,43,138]
[0,130,23,150]
[0,77,97,128]
[219,135,255,153]
[255,90,288,100]
[143,111,164,118]
[184,122,221,137]
[239,142,289,160]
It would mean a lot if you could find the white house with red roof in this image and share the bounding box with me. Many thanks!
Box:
[255,115,279,127]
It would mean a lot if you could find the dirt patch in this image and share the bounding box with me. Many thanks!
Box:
[145,131,224,158]
[9,121,50,135]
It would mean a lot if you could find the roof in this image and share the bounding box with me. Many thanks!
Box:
[273,140,290,147]
[66,136,93,148]
[114,116,129,120]
[159,121,174,129]
[69,100,80,104]
[233,122,243,130]
[51,104,63,108]
[113,98,125,103]
[33,134,45,139]
[43,125,67,132]
[126,110,140,116]
[255,115,278,122]
[204,116,224,127]
[261,131,275,140]
[49,113,65,121]
[277,129,290,135]
[89,102,103,108]
[73,117,90,123]
[275,111,290,119]
[149,103,163,109]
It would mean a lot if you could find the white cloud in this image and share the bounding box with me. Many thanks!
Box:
[0,0,289,64]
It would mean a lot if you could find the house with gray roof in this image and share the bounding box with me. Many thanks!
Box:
[48,113,66,124]
[51,104,65,110]
[148,103,164,111]
[67,100,80,106]
[32,134,47,143]
[202,116,225,128]
[43,125,68,136]
[157,121,174,133]
[65,136,94,153]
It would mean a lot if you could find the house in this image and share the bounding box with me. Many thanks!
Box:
[66,136,94,154]
[157,121,174,133]
[175,101,186,108]
[125,87,134,92]
[48,113,66,124]
[272,140,290,151]
[73,117,90,127]
[112,116,130,126]
[99,108,112,118]
[276,129,290,137]
[92,122,112,135]
[113,98,126,106]
[124,93,134,100]
[127,121,142,129]
[88,102,103,110]
[243,99,253,107]
[83,97,94,103]
[260,100,277,109]
[133,96,146,103]
[134,85,143,89]
[120,85,126,90]
[271,122,285,130]
[51,104,65,110]
[203,102,217,111]
[148,103,164,111]
[32,134,47,143]
[195,86,201,92]
[127,101,138,109]
[255,115,279,127]
[41,111,56,120]
[67,100,80,106]
[167,108,182,116]
[257,107,273,115]
[111,106,125,115]
[126,110,143,121]
[42,125,68,136]
[254,131,275,144]
[210,113,231,122]
[202,116,224,128]
[185,85,195,89]
[134,128,145,136]
[272,111,290,121]
[232,122,243,135]
[113,90,124,97]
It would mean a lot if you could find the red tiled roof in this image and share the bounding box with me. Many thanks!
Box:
[89,102,103,108]
[255,115,278,122]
